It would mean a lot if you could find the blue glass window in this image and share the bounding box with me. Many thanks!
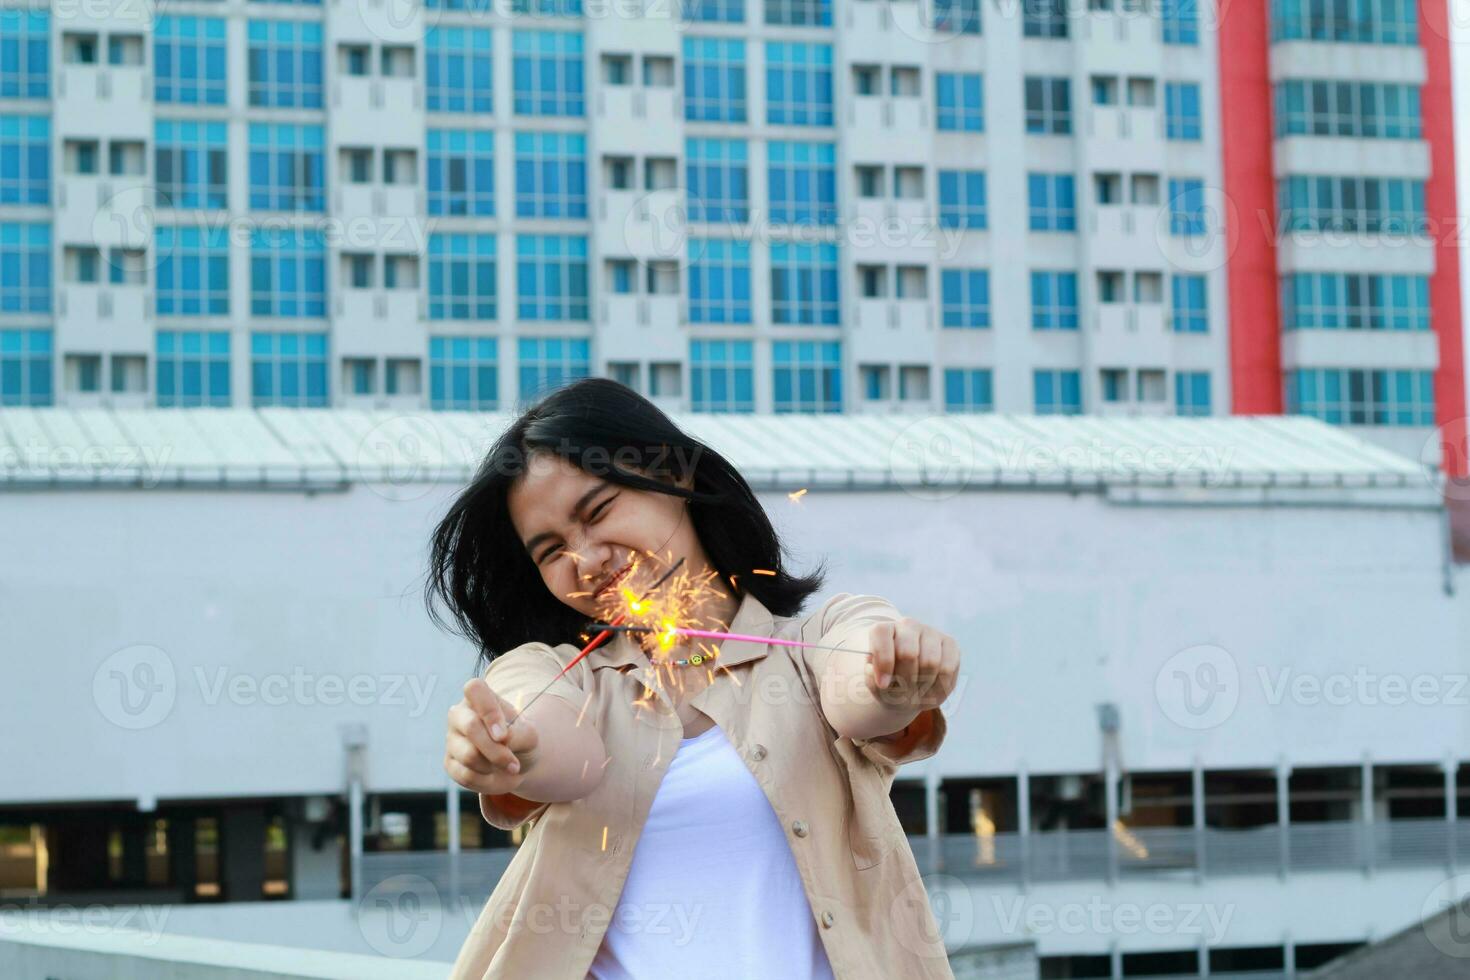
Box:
[1024,76,1071,134]
[156,226,228,316]
[518,336,590,403]
[429,233,498,320]
[431,336,499,410]
[0,327,51,405]
[1172,274,1208,333]
[251,331,329,407]
[517,234,589,320]
[690,339,754,412]
[1271,0,1417,44]
[1031,271,1079,330]
[766,42,833,126]
[765,0,830,26]
[682,0,744,22]
[1281,272,1429,331]
[772,340,841,413]
[944,368,994,413]
[941,269,990,328]
[250,228,326,317]
[1174,371,1211,417]
[247,20,323,109]
[514,131,587,219]
[428,129,495,217]
[154,16,225,105]
[1024,0,1067,37]
[0,11,47,100]
[0,115,48,205]
[683,38,746,123]
[1033,369,1082,415]
[155,330,230,408]
[512,30,584,117]
[931,0,981,33]
[767,140,836,226]
[510,0,583,15]
[1278,175,1426,234]
[0,222,49,313]
[686,138,749,222]
[688,238,751,324]
[1165,81,1202,140]
[426,27,493,113]
[936,72,983,132]
[248,123,325,211]
[1275,80,1422,139]
[155,120,228,209]
[770,242,838,325]
[1028,173,1076,231]
[1161,0,1198,44]
[1286,368,1434,426]
[939,170,986,229]
[1168,178,1207,236]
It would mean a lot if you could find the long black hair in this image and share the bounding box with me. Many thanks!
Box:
[424,377,826,667]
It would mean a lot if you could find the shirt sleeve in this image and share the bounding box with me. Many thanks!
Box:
[799,592,949,772]
[476,640,589,832]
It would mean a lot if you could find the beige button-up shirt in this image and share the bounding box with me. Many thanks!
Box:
[449,591,954,980]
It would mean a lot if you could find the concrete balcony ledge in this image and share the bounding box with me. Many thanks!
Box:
[0,918,444,980]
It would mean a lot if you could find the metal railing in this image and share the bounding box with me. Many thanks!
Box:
[360,818,1470,903]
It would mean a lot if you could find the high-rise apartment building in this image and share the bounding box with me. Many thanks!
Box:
[0,0,1461,467]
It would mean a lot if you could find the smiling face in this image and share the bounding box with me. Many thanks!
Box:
[507,451,730,625]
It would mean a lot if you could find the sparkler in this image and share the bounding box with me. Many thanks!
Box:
[585,623,876,658]
[506,556,687,729]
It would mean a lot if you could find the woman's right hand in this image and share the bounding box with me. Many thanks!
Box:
[444,678,541,795]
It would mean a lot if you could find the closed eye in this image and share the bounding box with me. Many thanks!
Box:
[537,494,616,564]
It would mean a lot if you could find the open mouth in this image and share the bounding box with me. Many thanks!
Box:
[594,562,634,598]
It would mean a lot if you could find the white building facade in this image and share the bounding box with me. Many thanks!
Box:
[1,0,1463,474]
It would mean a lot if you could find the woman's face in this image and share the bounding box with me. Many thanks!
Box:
[507,451,710,621]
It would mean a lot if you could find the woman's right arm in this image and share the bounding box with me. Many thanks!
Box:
[445,676,607,804]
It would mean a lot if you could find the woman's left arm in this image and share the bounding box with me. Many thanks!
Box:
[813,602,961,743]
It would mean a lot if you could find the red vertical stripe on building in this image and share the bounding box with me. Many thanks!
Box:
[1421,2,1468,477]
[1218,0,1283,414]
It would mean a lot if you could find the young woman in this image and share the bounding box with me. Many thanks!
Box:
[428,378,962,979]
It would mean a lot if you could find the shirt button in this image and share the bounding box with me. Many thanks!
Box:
[792,819,808,838]
[752,744,767,761]
[820,910,835,928]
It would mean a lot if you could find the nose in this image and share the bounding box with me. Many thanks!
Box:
[574,538,617,593]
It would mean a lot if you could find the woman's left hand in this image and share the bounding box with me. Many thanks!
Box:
[865,617,961,710]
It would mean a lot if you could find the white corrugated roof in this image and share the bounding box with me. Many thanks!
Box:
[0,406,1441,502]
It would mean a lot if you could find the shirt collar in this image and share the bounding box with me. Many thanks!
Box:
[590,588,776,672]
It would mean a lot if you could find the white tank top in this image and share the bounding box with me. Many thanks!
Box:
[588,724,836,980]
